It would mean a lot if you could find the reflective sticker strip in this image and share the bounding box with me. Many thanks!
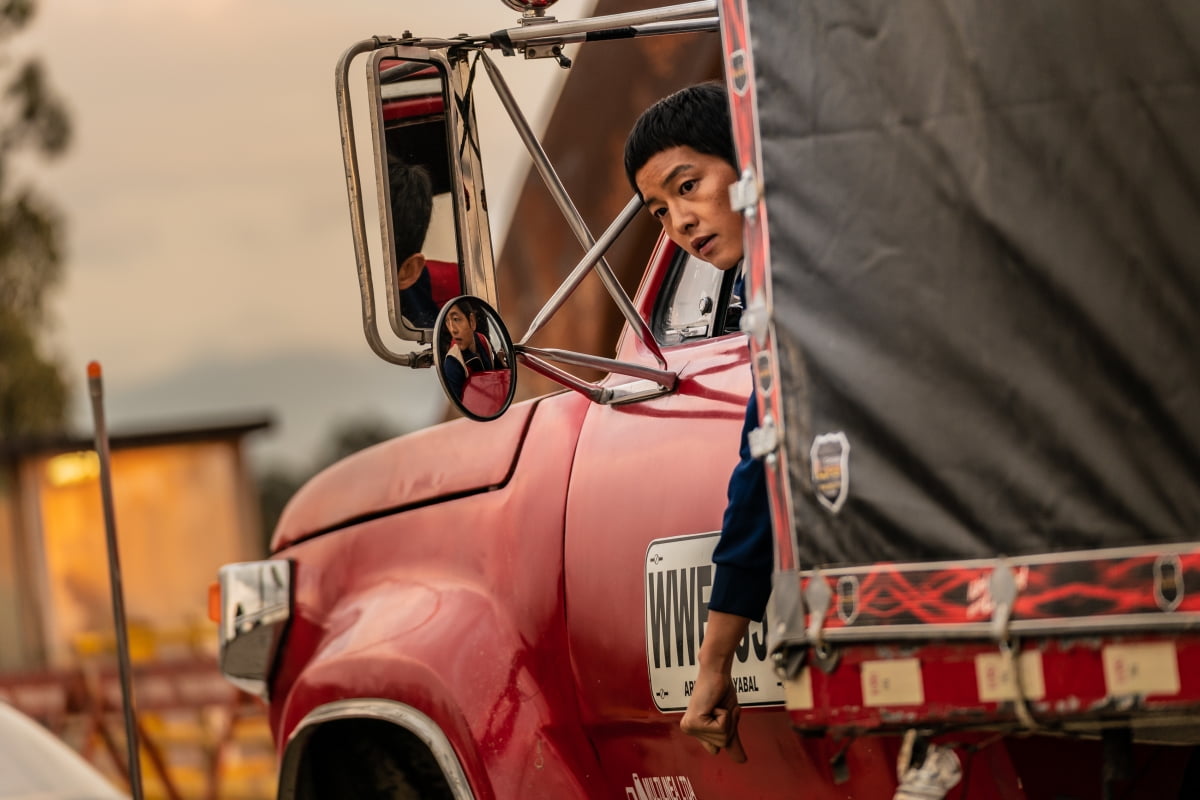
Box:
[1154,554,1184,612]
[1103,642,1180,697]
[975,651,1046,702]
[645,532,785,712]
[728,48,749,96]
[784,668,813,710]
[861,658,925,706]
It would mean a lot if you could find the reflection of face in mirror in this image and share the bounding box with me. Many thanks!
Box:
[435,296,516,421]
[443,303,480,361]
[379,59,463,333]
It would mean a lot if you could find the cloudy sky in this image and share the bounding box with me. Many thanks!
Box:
[17,0,596,466]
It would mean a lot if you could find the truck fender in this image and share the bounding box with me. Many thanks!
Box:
[276,584,604,799]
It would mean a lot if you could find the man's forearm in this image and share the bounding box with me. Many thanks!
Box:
[700,610,752,673]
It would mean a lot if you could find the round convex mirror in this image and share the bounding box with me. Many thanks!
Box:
[434,296,518,421]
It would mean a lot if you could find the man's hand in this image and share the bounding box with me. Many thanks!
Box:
[680,664,746,762]
[680,610,751,762]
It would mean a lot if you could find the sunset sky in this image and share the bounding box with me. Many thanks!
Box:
[18,0,597,465]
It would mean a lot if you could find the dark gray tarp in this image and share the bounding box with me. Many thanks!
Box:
[752,0,1200,566]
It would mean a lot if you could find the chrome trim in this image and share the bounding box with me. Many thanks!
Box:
[515,355,671,405]
[607,378,673,405]
[516,352,607,402]
[624,17,721,37]
[1006,613,1200,635]
[517,345,676,389]
[278,699,474,800]
[370,47,498,343]
[506,17,719,53]
[336,40,418,365]
[443,54,499,311]
[367,46,424,341]
[499,1,716,46]
[799,541,1200,577]
[216,560,292,700]
[789,613,1200,645]
[479,52,669,371]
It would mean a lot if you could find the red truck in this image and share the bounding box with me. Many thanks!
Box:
[215,1,1200,797]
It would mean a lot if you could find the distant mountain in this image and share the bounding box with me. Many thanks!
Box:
[70,349,444,469]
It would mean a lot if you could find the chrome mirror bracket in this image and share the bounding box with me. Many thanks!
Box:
[516,345,676,406]
[480,52,669,371]
[337,39,422,366]
[336,4,717,387]
[517,353,606,402]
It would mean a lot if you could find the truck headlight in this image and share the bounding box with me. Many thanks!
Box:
[216,560,292,699]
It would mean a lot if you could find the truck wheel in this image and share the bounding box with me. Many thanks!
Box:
[301,719,455,800]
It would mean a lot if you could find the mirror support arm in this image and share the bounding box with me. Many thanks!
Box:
[478,52,669,370]
[493,2,717,50]
[498,17,720,52]
[336,39,423,367]
[517,345,676,391]
[519,194,641,343]
[516,353,608,403]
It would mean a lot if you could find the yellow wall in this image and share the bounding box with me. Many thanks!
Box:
[33,441,262,666]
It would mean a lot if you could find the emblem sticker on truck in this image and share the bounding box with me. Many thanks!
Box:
[811,432,850,513]
[644,532,784,712]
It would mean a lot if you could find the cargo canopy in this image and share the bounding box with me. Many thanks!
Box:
[741,0,1200,568]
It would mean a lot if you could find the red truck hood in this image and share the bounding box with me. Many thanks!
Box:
[271,400,536,550]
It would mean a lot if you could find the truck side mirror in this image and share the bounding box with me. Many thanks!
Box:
[372,55,468,341]
[433,296,517,421]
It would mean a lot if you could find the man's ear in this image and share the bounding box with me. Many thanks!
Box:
[396,253,427,290]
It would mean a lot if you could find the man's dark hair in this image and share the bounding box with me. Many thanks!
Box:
[447,295,477,320]
[388,156,433,261]
[623,81,735,197]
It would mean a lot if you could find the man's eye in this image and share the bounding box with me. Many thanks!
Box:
[651,207,666,220]
[679,179,697,194]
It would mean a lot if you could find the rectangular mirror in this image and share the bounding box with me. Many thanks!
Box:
[369,51,467,342]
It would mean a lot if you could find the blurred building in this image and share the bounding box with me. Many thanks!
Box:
[0,415,275,800]
[0,416,270,671]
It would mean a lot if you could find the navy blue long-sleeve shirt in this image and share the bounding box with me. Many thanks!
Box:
[707,393,773,622]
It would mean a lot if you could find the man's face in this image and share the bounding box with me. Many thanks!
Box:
[635,145,743,271]
[445,306,476,351]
